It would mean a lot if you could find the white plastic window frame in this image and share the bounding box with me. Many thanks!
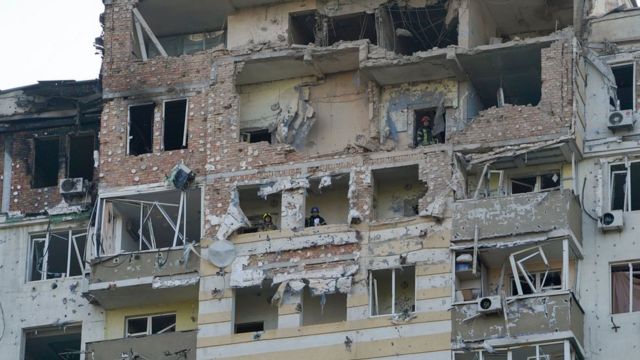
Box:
[610,61,636,112]
[453,340,571,360]
[125,312,176,337]
[368,267,416,317]
[508,172,561,195]
[28,229,86,282]
[608,160,640,212]
[610,260,640,315]
[162,98,189,151]
[510,270,562,296]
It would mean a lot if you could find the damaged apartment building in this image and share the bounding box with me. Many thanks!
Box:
[1,0,640,359]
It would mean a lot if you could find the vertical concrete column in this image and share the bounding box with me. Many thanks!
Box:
[281,188,305,231]
[198,273,234,337]
[278,291,301,329]
[346,279,370,321]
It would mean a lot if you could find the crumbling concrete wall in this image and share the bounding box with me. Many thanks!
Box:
[227,0,316,49]
[451,39,574,148]
[458,0,497,48]
[0,220,105,358]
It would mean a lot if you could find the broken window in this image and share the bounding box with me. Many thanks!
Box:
[132,3,227,60]
[372,165,425,220]
[234,281,278,333]
[238,186,281,233]
[126,313,176,337]
[611,261,640,314]
[240,129,272,144]
[610,162,640,211]
[510,173,560,194]
[414,108,445,146]
[369,267,415,316]
[456,343,566,360]
[24,325,81,360]
[382,1,458,55]
[323,12,377,46]
[99,188,201,255]
[28,230,87,281]
[33,137,59,188]
[305,175,349,226]
[511,270,561,296]
[302,287,347,326]
[68,134,95,180]
[128,103,155,156]
[289,11,318,45]
[163,99,188,151]
[612,64,635,111]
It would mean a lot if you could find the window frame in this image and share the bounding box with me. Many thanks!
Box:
[608,161,640,212]
[125,312,177,337]
[127,102,156,156]
[28,229,87,282]
[368,267,416,317]
[510,270,562,296]
[610,62,636,112]
[509,172,561,195]
[610,260,640,315]
[162,98,189,151]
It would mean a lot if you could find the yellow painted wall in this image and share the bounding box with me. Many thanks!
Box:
[104,300,198,339]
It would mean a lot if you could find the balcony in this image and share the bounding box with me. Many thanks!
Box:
[452,291,584,347]
[86,330,196,359]
[86,247,199,309]
[452,189,582,245]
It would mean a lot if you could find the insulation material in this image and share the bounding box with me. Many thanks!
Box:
[215,189,251,241]
[270,281,288,306]
[230,256,265,287]
[318,175,332,189]
[258,178,309,198]
[151,273,200,289]
[273,87,316,150]
[272,263,358,284]
[420,193,446,218]
[288,280,306,292]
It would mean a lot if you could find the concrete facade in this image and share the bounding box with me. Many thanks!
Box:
[1,0,640,359]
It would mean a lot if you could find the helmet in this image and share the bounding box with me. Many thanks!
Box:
[311,207,319,213]
[262,213,272,220]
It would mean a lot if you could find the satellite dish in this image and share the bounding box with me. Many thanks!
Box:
[206,239,236,268]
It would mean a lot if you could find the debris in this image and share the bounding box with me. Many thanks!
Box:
[258,178,309,198]
[215,189,250,241]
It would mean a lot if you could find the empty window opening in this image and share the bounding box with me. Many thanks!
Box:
[99,188,201,256]
[133,3,227,60]
[28,230,87,281]
[372,165,425,220]
[24,325,81,360]
[414,108,445,146]
[610,162,640,211]
[611,261,640,314]
[510,270,561,296]
[126,313,176,337]
[128,103,155,156]
[163,99,188,151]
[467,47,542,109]
[234,281,278,333]
[68,134,95,180]
[510,173,560,194]
[302,287,347,326]
[238,186,281,233]
[289,11,318,45]
[384,1,458,55]
[325,12,377,46]
[612,64,635,111]
[370,267,415,316]
[241,129,272,144]
[33,137,59,188]
[305,175,349,226]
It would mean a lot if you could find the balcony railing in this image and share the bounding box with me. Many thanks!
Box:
[86,330,196,359]
[452,189,582,243]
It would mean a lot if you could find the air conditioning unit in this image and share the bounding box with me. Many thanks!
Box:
[598,210,624,232]
[607,110,636,131]
[59,178,86,195]
[477,295,502,314]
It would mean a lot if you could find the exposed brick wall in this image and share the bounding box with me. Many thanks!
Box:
[451,39,574,146]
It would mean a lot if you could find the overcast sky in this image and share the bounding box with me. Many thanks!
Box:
[0,0,104,90]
